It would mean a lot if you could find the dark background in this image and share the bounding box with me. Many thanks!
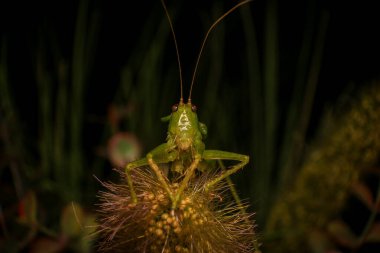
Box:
[1,0,380,108]
[1,0,380,252]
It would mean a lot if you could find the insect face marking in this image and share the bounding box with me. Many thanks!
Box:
[178,110,191,131]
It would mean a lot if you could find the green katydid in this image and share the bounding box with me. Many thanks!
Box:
[125,0,251,210]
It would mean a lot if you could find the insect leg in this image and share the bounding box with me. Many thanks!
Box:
[207,152,260,252]
[146,154,173,202]
[202,150,249,191]
[125,158,147,203]
[217,160,244,208]
[172,154,201,208]
[125,143,177,203]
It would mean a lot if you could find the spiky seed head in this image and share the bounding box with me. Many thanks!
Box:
[96,169,257,252]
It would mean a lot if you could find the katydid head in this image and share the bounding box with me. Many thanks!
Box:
[167,101,199,151]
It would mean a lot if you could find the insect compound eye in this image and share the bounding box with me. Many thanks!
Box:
[171,104,179,112]
[191,104,197,112]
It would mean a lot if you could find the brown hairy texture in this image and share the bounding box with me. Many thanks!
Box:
[96,168,256,253]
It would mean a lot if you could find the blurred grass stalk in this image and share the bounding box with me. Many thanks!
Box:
[68,0,98,200]
[241,0,328,225]
[262,0,279,223]
[241,0,280,225]
[69,0,88,201]
[36,48,53,183]
[278,10,329,191]
[0,39,24,199]
[112,5,179,150]
[35,0,99,201]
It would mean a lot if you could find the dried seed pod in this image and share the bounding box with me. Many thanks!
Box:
[96,169,257,252]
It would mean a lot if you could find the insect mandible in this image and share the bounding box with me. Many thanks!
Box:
[125,0,251,210]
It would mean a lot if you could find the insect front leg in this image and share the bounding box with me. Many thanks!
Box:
[214,155,260,253]
[172,139,205,208]
[172,153,201,209]
[202,150,249,191]
[125,143,177,203]
[216,159,248,213]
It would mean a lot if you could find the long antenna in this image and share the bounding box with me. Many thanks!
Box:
[161,0,184,103]
[188,0,252,103]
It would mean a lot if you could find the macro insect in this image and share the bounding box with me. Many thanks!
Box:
[125,0,251,210]
[97,1,260,252]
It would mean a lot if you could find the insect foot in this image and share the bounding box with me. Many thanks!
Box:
[96,168,257,252]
